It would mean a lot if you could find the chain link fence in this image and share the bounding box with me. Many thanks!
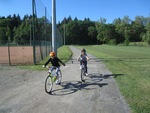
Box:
[0,0,63,65]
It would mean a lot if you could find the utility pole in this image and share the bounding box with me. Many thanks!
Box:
[52,0,57,55]
[30,20,32,46]
[32,0,36,64]
[64,18,65,45]
[45,7,47,57]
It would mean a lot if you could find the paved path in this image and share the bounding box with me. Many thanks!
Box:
[0,46,131,113]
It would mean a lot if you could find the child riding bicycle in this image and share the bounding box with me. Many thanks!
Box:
[77,49,90,76]
[43,52,66,85]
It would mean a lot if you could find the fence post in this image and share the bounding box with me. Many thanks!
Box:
[8,40,11,65]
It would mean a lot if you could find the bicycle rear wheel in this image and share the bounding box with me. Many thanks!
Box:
[81,69,85,82]
[45,76,53,93]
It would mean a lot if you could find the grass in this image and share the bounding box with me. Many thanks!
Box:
[129,42,149,47]
[78,45,150,113]
[18,46,72,70]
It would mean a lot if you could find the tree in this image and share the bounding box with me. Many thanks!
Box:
[0,19,10,44]
[113,16,132,45]
[96,23,107,44]
[113,18,121,25]
[14,20,30,44]
[121,16,131,25]
[131,21,145,42]
[0,28,7,44]
[99,17,106,24]
[88,26,97,44]
[142,22,150,45]
[7,15,12,19]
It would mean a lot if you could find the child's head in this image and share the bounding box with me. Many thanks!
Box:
[82,48,86,53]
[81,50,85,55]
[49,52,55,58]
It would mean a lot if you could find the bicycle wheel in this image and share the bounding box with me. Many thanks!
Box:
[81,69,85,82]
[45,75,53,93]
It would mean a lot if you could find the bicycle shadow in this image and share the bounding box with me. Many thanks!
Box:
[102,74,125,78]
[50,81,108,96]
[49,73,108,96]
[49,73,125,96]
[87,73,103,82]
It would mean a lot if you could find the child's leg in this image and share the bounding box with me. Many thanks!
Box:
[55,67,60,84]
[55,67,60,76]
[84,61,88,73]
[79,60,82,69]
[48,66,54,75]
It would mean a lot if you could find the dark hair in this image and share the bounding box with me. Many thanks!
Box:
[81,48,86,52]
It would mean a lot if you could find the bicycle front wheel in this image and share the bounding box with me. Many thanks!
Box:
[45,76,53,93]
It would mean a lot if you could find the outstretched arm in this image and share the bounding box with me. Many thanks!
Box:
[44,58,51,66]
[57,57,66,66]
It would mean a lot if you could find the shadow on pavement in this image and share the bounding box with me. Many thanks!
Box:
[48,73,125,96]
[103,74,125,78]
[50,81,108,96]
[49,74,107,96]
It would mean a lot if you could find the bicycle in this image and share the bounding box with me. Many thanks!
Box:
[81,61,86,82]
[44,66,62,94]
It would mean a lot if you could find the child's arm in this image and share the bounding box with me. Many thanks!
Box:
[77,54,81,61]
[57,57,66,66]
[86,55,90,61]
[44,58,51,67]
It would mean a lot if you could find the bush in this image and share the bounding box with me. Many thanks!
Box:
[108,39,116,45]
[124,39,129,46]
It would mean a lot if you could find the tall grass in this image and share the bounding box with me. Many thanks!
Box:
[78,45,150,113]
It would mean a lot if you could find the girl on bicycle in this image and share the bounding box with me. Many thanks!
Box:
[77,49,90,76]
[43,52,66,84]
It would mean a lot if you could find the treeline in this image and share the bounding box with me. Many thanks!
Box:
[58,16,150,45]
[1,14,150,46]
[0,14,51,45]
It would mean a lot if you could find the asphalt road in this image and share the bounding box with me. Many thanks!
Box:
[0,46,131,113]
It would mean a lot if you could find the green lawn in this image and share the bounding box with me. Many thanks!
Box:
[78,45,150,113]
[19,46,72,70]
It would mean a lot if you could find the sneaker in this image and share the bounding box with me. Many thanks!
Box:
[55,80,61,85]
[79,66,82,69]
[85,73,88,76]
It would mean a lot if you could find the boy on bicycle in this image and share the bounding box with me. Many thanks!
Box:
[77,49,90,76]
[43,52,66,85]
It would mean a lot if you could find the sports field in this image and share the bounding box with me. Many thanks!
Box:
[0,46,45,65]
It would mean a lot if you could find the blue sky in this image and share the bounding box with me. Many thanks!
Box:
[0,0,150,23]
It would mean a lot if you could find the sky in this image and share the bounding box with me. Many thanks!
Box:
[0,0,150,23]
